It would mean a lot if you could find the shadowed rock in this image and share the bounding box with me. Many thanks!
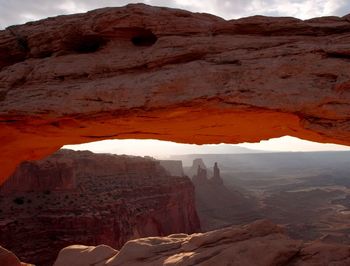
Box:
[1,4,350,183]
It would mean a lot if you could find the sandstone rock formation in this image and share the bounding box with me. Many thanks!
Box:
[187,158,208,180]
[1,4,350,183]
[0,159,76,195]
[191,160,223,185]
[190,159,259,230]
[0,246,33,266]
[0,150,200,266]
[53,219,350,266]
[159,160,184,176]
[192,165,208,185]
[212,162,224,185]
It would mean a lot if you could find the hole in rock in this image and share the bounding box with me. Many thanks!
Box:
[2,136,350,265]
[68,34,107,54]
[131,29,157,46]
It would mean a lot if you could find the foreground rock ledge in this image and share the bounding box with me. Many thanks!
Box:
[0,246,32,266]
[1,4,350,183]
[53,220,350,266]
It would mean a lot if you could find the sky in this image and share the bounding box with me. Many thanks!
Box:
[2,1,350,156]
[64,137,350,159]
[1,0,350,28]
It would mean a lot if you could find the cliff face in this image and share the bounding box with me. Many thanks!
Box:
[0,160,76,195]
[0,150,200,266]
[159,160,184,176]
[190,159,260,231]
[1,4,350,184]
[53,220,350,266]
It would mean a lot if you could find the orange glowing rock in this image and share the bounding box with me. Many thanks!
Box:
[1,4,350,184]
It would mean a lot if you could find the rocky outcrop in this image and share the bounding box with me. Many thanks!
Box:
[53,220,350,266]
[212,162,223,185]
[187,158,208,180]
[191,160,223,186]
[192,165,208,185]
[1,4,350,183]
[0,159,76,195]
[159,160,184,176]
[0,150,200,266]
[0,246,33,266]
[191,159,259,230]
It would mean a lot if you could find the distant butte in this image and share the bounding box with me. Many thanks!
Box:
[1,4,350,183]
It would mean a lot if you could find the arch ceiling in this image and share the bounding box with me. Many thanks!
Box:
[1,4,350,183]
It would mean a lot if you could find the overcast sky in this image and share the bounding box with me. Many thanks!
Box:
[2,1,350,154]
[1,0,350,29]
[64,136,350,158]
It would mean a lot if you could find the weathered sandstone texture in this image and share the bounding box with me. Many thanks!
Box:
[1,4,350,183]
[54,220,350,266]
[0,246,33,266]
[0,150,200,266]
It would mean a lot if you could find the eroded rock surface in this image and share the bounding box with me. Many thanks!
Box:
[1,4,350,183]
[54,220,350,266]
[0,246,33,266]
[0,150,200,266]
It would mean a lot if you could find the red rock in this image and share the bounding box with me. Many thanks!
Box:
[0,159,76,195]
[0,150,200,266]
[0,246,33,266]
[54,219,350,266]
[0,246,22,266]
[1,4,350,184]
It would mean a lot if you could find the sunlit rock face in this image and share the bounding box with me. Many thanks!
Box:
[53,220,350,266]
[0,150,200,266]
[1,4,350,183]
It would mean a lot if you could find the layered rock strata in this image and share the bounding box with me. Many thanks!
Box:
[1,4,350,183]
[0,150,200,266]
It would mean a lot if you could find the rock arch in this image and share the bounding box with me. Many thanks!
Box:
[1,4,350,183]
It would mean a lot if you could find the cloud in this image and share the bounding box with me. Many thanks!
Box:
[0,0,349,29]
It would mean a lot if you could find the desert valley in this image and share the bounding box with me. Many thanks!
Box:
[1,148,350,265]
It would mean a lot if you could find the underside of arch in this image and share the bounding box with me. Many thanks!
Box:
[1,4,350,183]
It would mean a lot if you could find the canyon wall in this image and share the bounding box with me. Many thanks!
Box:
[0,159,76,195]
[0,150,200,266]
[159,160,184,176]
[1,4,350,183]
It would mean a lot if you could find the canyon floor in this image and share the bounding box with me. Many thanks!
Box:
[179,152,350,244]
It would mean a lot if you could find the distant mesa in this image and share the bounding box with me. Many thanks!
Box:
[193,164,208,184]
[192,159,224,186]
[187,158,207,179]
[192,158,207,170]
[159,160,184,176]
